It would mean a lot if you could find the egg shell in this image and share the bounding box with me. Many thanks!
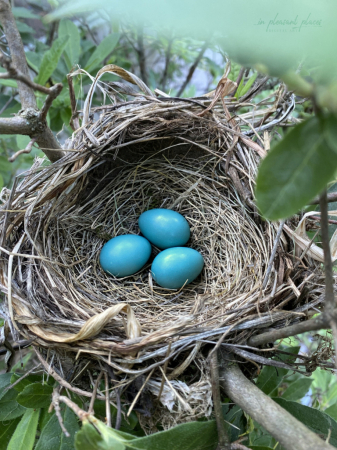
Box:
[151,247,204,289]
[100,235,152,277]
[138,208,190,249]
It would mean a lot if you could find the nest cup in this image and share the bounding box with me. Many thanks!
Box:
[0,66,324,425]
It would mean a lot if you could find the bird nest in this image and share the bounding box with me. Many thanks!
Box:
[0,66,325,426]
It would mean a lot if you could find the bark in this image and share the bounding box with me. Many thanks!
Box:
[220,362,335,450]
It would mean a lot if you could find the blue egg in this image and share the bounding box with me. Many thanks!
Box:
[151,247,204,289]
[99,235,151,277]
[138,209,190,249]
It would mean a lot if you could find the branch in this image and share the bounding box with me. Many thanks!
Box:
[220,362,335,450]
[177,41,208,97]
[210,351,231,449]
[247,312,329,347]
[0,11,64,163]
[319,189,337,366]
[309,192,337,205]
[136,26,148,86]
[8,138,36,162]
[0,0,36,109]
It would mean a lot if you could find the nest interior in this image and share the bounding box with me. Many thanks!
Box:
[0,68,325,423]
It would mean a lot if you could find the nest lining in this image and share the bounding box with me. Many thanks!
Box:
[0,68,325,423]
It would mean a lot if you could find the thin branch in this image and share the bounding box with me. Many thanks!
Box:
[8,138,36,162]
[40,84,63,121]
[247,312,329,347]
[220,361,335,450]
[136,26,148,86]
[52,387,70,437]
[177,41,208,97]
[34,348,107,400]
[309,192,337,205]
[0,0,36,109]
[262,219,286,289]
[159,35,173,91]
[210,351,231,450]
[88,371,103,414]
[104,371,111,427]
[231,67,245,98]
[67,73,80,130]
[319,189,337,366]
[4,363,41,391]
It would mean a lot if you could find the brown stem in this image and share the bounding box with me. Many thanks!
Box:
[210,351,231,450]
[177,41,208,97]
[0,0,36,109]
[220,361,335,450]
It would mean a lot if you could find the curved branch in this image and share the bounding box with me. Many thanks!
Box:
[220,362,334,450]
[0,0,36,109]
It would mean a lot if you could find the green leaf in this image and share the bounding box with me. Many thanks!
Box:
[0,68,18,87]
[17,383,53,409]
[58,19,81,71]
[235,72,258,98]
[74,420,126,450]
[273,398,337,446]
[26,51,43,73]
[256,347,300,395]
[12,7,40,19]
[0,174,4,191]
[16,21,35,34]
[36,406,79,450]
[127,420,218,450]
[12,6,41,19]
[84,33,120,72]
[37,36,70,85]
[39,407,54,432]
[256,115,337,220]
[0,389,26,421]
[250,447,274,450]
[281,377,313,401]
[0,418,21,450]
[10,372,43,392]
[325,402,337,421]
[7,408,40,450]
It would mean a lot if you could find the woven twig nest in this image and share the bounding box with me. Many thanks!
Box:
[0,66,325,425]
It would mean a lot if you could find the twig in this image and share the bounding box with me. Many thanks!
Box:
[293,229,320,272]
[177,41,208,97]
[8,138,36,162]
[159,35,173,91]
[220,361,335,450]
[67,73,80,130]
[262,220,286,289]
[309,215,337,225]
[0,54,62,96]
[88,371,103,414]
[104,371,111,427]
[319,189,337,367]
[247,312,329,347]
[157,342,172,399]
[230,444,251,450]
[231,67,245,98]
[52,387,70,437]
[4,363,41,391]
[0,339,33,356]
[210,351,231,450]
[136,26,148,87]
[34,348,107,400]
[127,368,154,417]
[40,83,63,121]
[309,192,337,205]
